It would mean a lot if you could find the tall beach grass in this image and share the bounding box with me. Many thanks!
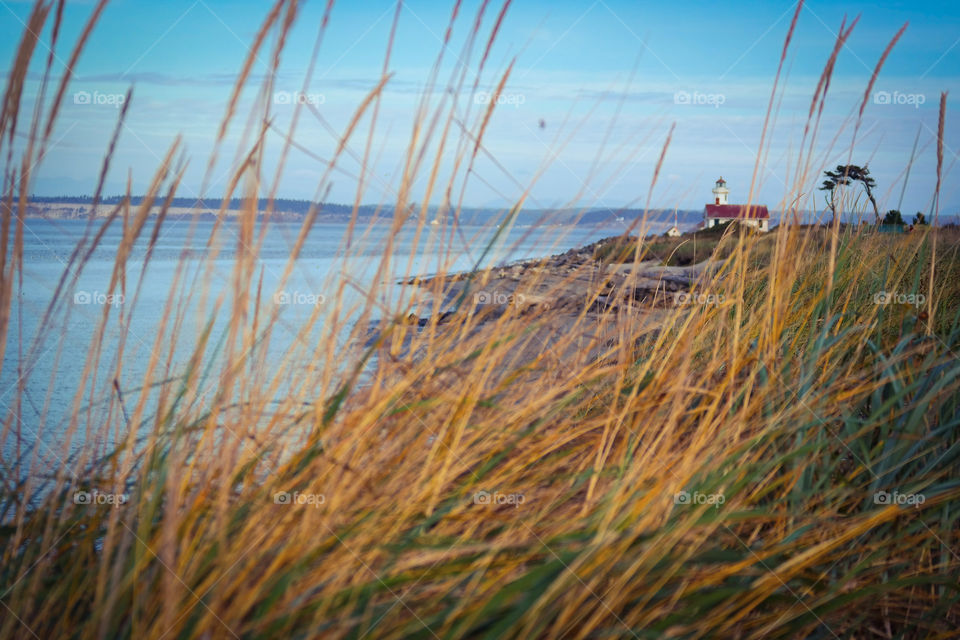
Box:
[1,1,958,637]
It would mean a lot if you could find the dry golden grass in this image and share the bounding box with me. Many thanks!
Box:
[1,1,958,638]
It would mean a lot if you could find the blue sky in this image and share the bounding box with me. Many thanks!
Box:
[3,0,959,214]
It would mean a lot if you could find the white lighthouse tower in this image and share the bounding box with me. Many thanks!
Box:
[712,177,729,205]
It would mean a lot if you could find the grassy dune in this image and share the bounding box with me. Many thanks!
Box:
[2,1,959,638]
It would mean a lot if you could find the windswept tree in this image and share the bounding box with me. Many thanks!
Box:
[819,164,880,223]
[820,166,852,221]
[914,212,927,225]
[846,164,879,222]
[883,209,905,225]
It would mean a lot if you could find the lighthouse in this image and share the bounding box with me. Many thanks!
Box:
[702,177,770,232]
[712,177,729,205]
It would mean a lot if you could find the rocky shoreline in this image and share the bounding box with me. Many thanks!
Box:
[396,237,721,328]
[361,236,722,372]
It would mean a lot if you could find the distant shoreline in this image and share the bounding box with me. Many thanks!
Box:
[13,199,960,228]
[18,202,362,223]
[15,199,697,228]
[15,205,627,228]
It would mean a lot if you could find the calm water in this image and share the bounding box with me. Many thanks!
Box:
[2,216,671,461]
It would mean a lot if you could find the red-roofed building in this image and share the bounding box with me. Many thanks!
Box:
[703,178,770,232]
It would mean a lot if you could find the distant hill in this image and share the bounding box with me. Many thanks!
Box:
[19,196,959,228]
[20,196,701,227]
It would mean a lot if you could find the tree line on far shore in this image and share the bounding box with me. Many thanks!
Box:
[27,195,352,215]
